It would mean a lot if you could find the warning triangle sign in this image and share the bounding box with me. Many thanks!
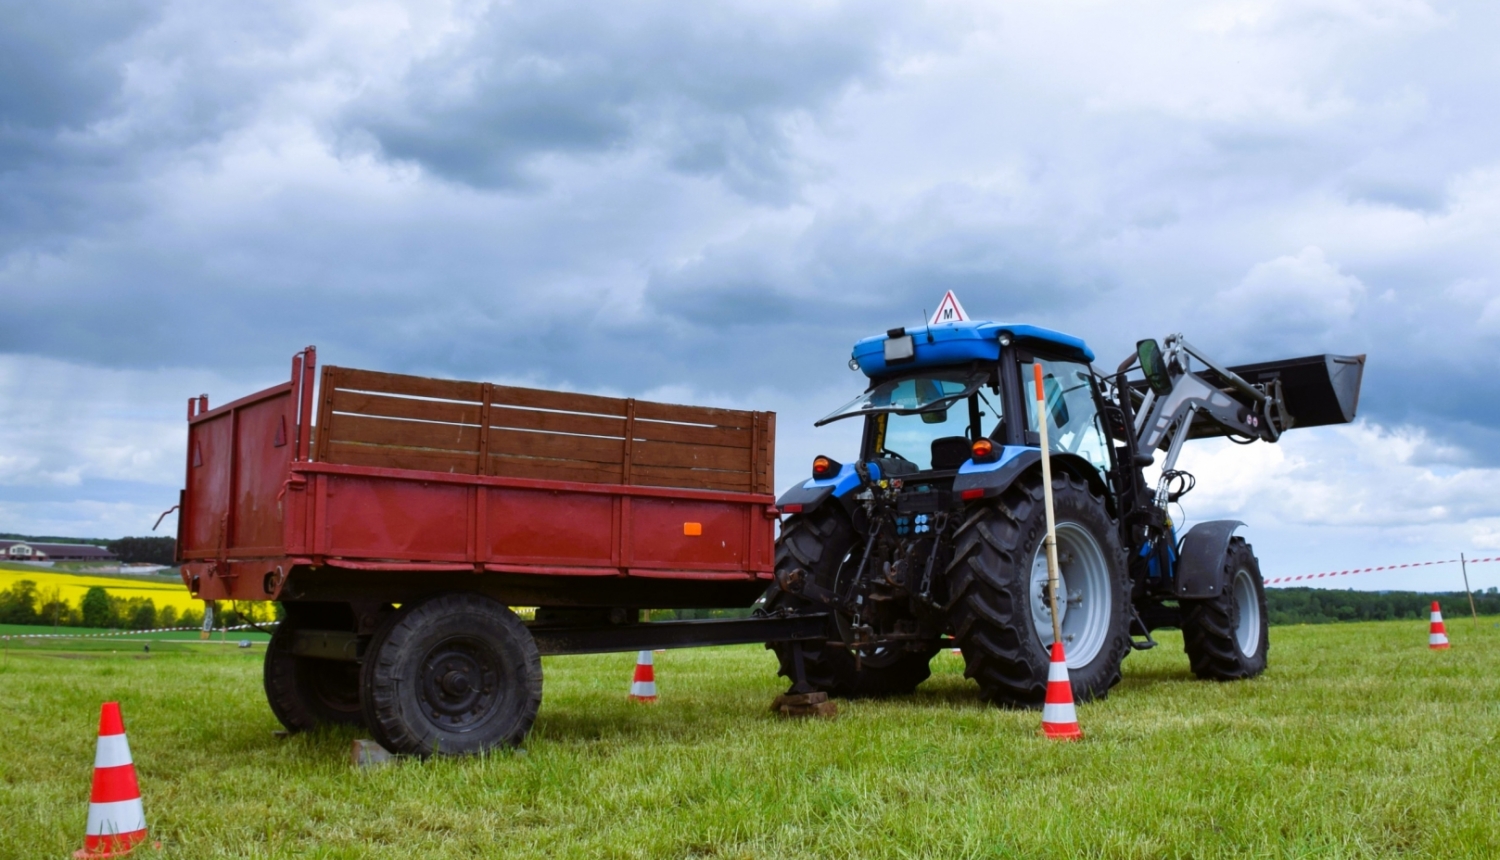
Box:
[930,291,969,325]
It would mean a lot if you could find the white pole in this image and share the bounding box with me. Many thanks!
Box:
[1033,363,1064,647]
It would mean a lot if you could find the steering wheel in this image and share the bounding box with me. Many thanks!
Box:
[879,448,914,464]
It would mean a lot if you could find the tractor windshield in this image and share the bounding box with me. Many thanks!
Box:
[815,370,987,427]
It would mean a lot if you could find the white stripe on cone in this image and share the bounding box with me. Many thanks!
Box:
[629,651,657,700]
[1042,659,1078,726]
[86,798,147,837]
[93,734,134,769]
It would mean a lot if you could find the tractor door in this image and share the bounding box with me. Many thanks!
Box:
[1017,354,1112,480]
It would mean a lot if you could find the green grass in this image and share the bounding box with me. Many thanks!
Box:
[0,623,270,654]
[2,619,1497,859]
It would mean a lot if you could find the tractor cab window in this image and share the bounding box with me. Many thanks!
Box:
[1022,358,1109,474]
[816,369,1002,472]
[816,369,987,426]
[874,402,982,472]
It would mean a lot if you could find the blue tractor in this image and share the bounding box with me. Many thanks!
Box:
[762,316,1365,706]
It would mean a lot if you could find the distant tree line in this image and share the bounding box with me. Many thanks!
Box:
[1265,587,1500,625]
[0,580,277,631]
[106,537,177,566]
[0,534,176,566]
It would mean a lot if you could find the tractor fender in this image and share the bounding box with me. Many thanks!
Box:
[774,461,880,517]
[1173,520,1245,599]
[952,448,1109,503]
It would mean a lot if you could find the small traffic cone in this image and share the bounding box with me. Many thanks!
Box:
[76,702,153,858]
[628,650,657,703]
[1429,601,1450,650]
[1040,642,1082,741]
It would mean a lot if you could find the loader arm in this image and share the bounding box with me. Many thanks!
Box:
[1130,334,1365,473]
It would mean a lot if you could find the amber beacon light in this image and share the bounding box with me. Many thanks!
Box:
[812,455,842,479]
[970,438,999,463]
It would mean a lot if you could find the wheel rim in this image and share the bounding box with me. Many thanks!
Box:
[305,658,362,715]
[417,636,504,733]
[1232,568,1261,657]
[1029,522,1112,668]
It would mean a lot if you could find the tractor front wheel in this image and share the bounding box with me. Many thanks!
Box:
[1181,537,1269,680]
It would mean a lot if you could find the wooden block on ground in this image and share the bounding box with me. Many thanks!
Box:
[771,691,837,719]
[352,739,394,768]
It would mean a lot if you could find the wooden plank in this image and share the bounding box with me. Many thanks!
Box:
[633,399,756,428]
[325,441,479,474]
[630,463,753,493]
[488,454,624,484]
[331,389,480,426]
[329,413,481,453]
[757,412,776,494]
[622,399,636,484]
[477,384,493,472]
[632,439,752,472]
[488,406,625,439]
[490,384,627,417]
[314,366,338,463]
[334,366,483,403]
[488,428,624,464]
[631,419,751,449]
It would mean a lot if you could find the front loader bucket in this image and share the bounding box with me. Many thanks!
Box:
[1224,353,1366,429]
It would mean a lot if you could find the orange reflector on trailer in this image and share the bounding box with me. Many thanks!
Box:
[683,523,702,536]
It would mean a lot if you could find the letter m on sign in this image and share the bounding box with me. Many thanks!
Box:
[930,291,969,325]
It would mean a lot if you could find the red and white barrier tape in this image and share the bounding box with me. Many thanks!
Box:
[1,621,278,641]
[1264,557,1500,586]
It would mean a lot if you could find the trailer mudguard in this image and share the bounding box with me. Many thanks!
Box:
[1173,520,1245,598]
[951,447,1109,502]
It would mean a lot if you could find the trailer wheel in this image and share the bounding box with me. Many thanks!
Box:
[360,593,542,756]
[1181,538,1269,680]
[263,619,365,732]
[763,508,937,698]
[946,472,1131,707]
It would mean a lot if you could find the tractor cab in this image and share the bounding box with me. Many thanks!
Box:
[799,318,1111,494]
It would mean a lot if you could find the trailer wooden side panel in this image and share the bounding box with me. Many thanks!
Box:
[311,365,773,494]
[179,350,778,608]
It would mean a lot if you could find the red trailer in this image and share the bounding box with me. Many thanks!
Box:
[178,347,823,754]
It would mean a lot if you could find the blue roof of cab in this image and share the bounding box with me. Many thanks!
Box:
[851,320,1095,378]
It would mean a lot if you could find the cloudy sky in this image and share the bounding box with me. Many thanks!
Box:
[4,0,1499,591]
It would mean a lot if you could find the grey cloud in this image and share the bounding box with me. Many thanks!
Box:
[341,0,915,200]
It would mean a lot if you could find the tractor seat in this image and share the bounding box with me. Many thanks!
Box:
[930,436,971,471]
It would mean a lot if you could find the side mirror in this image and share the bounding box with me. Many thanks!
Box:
[1137,339,1173,397]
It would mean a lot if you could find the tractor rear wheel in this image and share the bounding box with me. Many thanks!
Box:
[1181,537,1268,680]
[946,472,1130,707]
[263,616,365,732]
[360,593,543,756]
[763,507,937,698]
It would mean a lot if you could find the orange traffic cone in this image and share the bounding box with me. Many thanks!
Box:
[628,650,657,702]
[76,702,153,858]
[1040,642,1082,741]
[1429,601,1450,650]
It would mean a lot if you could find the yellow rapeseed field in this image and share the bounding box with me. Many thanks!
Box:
[0,565,201,614]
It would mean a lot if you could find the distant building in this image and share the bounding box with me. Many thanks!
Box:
[0,540,117,562]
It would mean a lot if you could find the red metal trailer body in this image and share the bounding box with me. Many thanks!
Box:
[176,348,818,755]
[179,347,779,610]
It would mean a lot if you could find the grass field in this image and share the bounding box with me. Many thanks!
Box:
[2,618,1497,859]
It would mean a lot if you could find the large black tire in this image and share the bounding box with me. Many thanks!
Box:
[360,593,543,756]
[764,507,937,698]
[263,618,365,732]
[1181,537,1269,680]
[946,471,1131,707]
